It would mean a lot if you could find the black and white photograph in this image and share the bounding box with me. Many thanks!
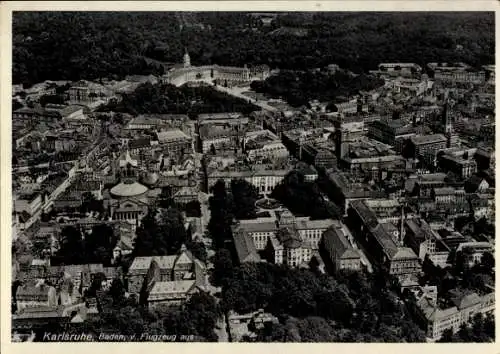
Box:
[6,4,496,344]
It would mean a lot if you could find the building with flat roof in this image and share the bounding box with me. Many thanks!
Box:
[368,119,418,151]
[410,134,447,167]
[437,152,477,180]
[324,172,387,215]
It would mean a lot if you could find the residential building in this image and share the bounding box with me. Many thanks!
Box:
[15,281,58,312]
[432,187,466,205]
[456,242,494,268]
[128,246,207,308]
[434,70,486,85]
[294,162,318,182]
[368,119,418,150]
[404,218,451,268]
[347,200,421,280]
[156,129,192,155]
[411,286,494,341]
[324,172,387,215]
[148,280,202,308]
[199,124,239,153]
[125,114,189,131]
[172,186,198,204]
[474,147,495,171]
[438,153,477,179]
[365,198,404,224]
[68,80,115,104]
[321,221,362,272]
[14,192,43,216]
[410,134,447,166]
[465,175,490,194]
[198,112,247,126]
[232,228,262,264]
[406,173,448,198]
[301,145,337,170]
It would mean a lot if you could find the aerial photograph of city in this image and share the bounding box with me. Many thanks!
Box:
[9,10,495,343]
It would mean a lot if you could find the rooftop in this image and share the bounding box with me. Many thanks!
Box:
[198,112,243,121]
[410,134,446,146]
[156,129,190,143]
[451,292,482,310]
[110,181,148,198]
[233,229,261,263]
[149,280,196,295]
[323,222,361,260]
[370,224,399,259]
[433,187,457,195]
[237,220,277,233]
[349,200,380,230]
[209,168,289,179]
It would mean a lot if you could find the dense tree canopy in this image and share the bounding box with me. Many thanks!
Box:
[98,82,259,116]
[230,179,260,220]
[55,226,86,265]
[251,70,384,107]
[271,171,342,219]
[84,224,117,265]
[215,260,426,342]
[208,180,235,249]
[80,192,105,215]
[53,224,117,266]
[134,207,188,257]
[438,313,495,342]
[13,13,494,85]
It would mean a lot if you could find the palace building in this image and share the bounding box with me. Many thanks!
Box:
[162,50,270,87]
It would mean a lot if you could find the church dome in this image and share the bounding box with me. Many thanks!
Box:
[142,172,159,186]
[110,181,148,198]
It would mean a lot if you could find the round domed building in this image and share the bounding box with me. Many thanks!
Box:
[110,181,148,199]
[108,150,151,224]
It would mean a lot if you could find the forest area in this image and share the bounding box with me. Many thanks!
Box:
[13,12,494,86]
[98,82,259,115]
[251,70,385,107]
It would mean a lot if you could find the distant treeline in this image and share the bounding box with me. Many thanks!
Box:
[13,12,494,85]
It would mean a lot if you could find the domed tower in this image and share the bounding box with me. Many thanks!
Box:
[183,48,191,68]
[141,171,159,187]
